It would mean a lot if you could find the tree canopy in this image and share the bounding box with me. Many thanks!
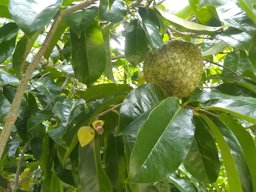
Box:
[0,0,256,191]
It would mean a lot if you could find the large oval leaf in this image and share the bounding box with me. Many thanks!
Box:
[220,115,256,191]
[156,8,222,34]
[128,97,195,182]
[9,0,62,34]
[124,19,149,65]
[79,138,112,192]
[201,114,252,192]
[70,24,106,84]
[0,22,18,63]
[117,83,164,136]
[99,0,127,23]
[183,116,220,184]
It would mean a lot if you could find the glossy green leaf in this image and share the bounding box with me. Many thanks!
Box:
[0,22,18,63]
[201,114,252,192]
[45,21,67,59]
[128,97,195,182]
[156,8,222,33]
[104,134,127,191]
[99,0,127,23]
[0,70,19,85]
[191,91,256,124]
[12,31,41,78]
[220,115,256,191]
[168,174,196,192]
[48,98,85,147]
[70,25,106,84]
[183,116,220,184]
[237,0,256,24]
[216,28,253,51]
[216,2,256,34]
[138,7,162,49]
[65,7,98,37]
[31,76,61,107]
[223,52,256,78]
[124,19,149,65]
[189,0,221,26]
[117,83,164,135]
[0,5,11,18]
[103,29,115,81]
[202,40,228,56]
[78,83,132,101]
[41,172,64,192]
[9,0,62,34]
[216,83,256,97]
[79,138,112,192]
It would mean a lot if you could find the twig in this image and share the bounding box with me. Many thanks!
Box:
[112,55,125,60]
[12,142,29,192]
[0,0,97,160]
[98,103,122,117]
[204,59,241,77]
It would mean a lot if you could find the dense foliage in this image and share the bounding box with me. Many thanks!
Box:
[0,0,256,191]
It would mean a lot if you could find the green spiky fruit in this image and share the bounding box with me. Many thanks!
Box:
[143,40,204,98]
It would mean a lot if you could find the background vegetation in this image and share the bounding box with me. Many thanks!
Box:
[0,0,256,191]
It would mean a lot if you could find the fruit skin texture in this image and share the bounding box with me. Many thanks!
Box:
[143,40,204,98]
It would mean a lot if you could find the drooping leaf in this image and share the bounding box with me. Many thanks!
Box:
[9,0,62,34]
[128,97,195,182]
[117,83,164,136]
[238,0,256,24]
[124,19,149,65]
[41,172,64,192]
[103,29,115,81]
[65,7,98,37]
[12,31,41,78]
[79,139,112,192]
[189,0,221,26]
[219,115,256,191]
[216,2,256,34]
[216,27,253,51]
[201,114,252,192]
[156,8,222,34]
[0,22,18,63]
[70,24,106,84]
[138,7,162,49]
[0,94,10,123]
[183,116,220,184]
[99,0,127,23]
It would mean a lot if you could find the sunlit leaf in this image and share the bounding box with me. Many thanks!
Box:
[70,24,106,84]
[9,0,62,34]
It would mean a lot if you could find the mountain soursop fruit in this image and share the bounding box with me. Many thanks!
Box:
[143,40,204,98]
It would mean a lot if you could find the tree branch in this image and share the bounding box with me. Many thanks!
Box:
[0,0,97,160]
[12,142,29,192]
[204,59,241,77]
